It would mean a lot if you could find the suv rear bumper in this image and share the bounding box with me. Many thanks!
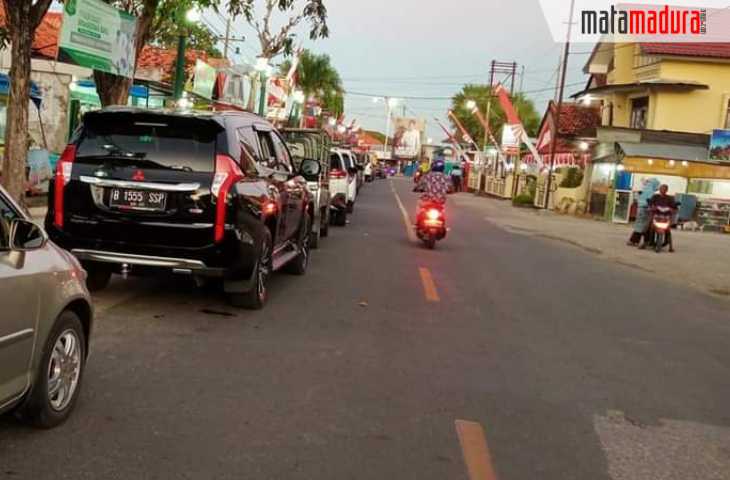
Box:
[331,193,347,210]
[70,249,226,276]
[46,221,257,282]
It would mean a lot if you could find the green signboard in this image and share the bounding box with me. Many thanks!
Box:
[58,0,138,79]
[192,60,217,100]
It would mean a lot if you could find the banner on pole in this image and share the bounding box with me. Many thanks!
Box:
[58,0,138,79]
[192,60,217,99]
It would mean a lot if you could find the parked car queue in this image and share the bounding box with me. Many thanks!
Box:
[0,107,379,429]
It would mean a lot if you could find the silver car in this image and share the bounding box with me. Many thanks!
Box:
[0,185,93,428]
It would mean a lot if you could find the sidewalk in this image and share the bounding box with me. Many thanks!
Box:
[453,193,730,298]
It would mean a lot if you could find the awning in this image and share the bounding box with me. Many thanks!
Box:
[523,152,589,166]
[0,73,42,108]
[572,79,709,99]
[617,142,708,162]
[75,79,150,98]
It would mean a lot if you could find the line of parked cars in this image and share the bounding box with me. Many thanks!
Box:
[1,107,379,428]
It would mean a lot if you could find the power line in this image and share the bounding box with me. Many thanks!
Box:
[201,15,224,37]
[343,82,585,102]
[343,73,485,81]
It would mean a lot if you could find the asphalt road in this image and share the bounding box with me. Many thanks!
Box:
[2,177,730,480]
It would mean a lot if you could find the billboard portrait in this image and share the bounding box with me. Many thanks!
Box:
[394,117,426,159]
[709,129,730,163]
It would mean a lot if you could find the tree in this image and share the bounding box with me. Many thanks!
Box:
[94,0,328,108]
[450,84,540,150]
[281,50,343,118]
[151,10,222,57]
[0,0,53,203]
[233,0,328,59]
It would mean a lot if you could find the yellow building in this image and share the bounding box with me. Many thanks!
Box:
[582,41,730,132]
[576,41,730,228]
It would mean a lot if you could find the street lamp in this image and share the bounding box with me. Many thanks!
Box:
[255,57,270,117]
[579,141,589,151]
[328,117,337,127]
[173,7,201,102]
[185,8,201,22]
[465,100,477,111]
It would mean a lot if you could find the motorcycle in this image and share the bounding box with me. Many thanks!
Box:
[414,169,423,184]
[416,202,447,249]
[648,205,674,253]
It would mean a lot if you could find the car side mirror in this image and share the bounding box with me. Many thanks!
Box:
[9,219,47,251]
[299,158,322,177]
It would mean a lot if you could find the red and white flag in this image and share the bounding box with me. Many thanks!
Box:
[286,48,302,89]
[495,84,542,165]
[447,110,476,147]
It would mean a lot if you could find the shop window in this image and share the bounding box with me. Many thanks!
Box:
[688,179,713,195]
[630,97,649,129]
[724,99,730,129]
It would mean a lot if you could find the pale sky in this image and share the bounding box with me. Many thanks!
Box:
[204,0,591,141]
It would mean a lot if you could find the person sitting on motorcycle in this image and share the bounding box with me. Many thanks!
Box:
[640,184,677,252]
[414,159,450,219]
[415,159,450,204]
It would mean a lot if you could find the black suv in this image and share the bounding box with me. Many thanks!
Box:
[46,107,316,309]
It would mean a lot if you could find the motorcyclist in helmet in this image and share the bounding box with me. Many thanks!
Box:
[416,160,450,204]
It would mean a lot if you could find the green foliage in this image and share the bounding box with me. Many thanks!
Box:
[559,168,584,188]
[512,194,535,208]
[150,1,223,57]
[282,50,343,117]
[450,84,540,149]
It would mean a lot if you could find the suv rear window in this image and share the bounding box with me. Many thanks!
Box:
[76,114,219,173]
[330,153,344,170]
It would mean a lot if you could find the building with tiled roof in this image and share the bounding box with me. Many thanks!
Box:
[524,102,600,169]
[578,39,730,134]
[0,4,61,59]
[575,36,730,221]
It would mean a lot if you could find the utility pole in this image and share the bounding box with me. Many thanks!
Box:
[220,17,246,62]
[516,65,525,116]
[224,17,231,60]
[554,54,562,102]
[545,0,576,210]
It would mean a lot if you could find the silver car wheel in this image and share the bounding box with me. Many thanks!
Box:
[47,329,82,412]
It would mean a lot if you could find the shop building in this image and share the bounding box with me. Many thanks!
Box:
[576,40,730,230]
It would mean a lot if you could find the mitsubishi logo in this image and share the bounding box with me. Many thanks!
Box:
[132,169,146,181]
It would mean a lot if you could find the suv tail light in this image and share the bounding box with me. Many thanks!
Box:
[213,154,244,242]
[54,145,76,228]
[330,169,347,179]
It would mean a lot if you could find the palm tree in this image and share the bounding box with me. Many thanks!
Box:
[282,50,344,118]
